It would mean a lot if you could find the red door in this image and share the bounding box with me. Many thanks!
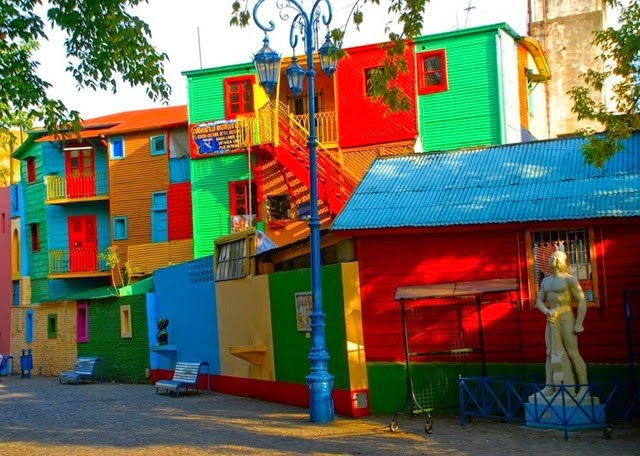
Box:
[68,215,98,272]
[65,147,95,198]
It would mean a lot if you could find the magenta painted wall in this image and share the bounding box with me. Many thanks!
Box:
[0,186,11,354]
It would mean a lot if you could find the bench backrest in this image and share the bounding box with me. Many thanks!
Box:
[172,362,202,384]
[73,357,99,375]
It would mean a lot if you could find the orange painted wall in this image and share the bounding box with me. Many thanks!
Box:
[109,131,169,262]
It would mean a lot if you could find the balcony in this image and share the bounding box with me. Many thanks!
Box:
[236,102,338,147]
[45,171,109,204]
[48,249,111,278]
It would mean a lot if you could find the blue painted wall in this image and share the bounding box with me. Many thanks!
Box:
[149,256,219,373]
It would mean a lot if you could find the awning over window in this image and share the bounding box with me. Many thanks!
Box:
[394,278,518,300]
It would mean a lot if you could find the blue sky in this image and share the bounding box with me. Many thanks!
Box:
[35,0,528,120]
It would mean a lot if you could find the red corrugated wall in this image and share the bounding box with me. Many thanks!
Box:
[168,182,193,241]
[354,221,639,366]
[337,42,417,148]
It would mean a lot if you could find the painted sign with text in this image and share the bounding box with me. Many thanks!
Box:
[189,120,241,158]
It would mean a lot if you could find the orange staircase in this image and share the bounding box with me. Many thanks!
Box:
[249,102,358,216]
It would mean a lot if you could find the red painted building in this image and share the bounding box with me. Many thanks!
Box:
[332,135,640,413]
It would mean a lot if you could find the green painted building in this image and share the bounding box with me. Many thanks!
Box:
[414,23,533,152]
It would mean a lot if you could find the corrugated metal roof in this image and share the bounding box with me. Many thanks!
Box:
[36,105,188,142]
[332,134,640,231]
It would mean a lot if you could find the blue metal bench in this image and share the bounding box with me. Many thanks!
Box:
[59,357,103,385]
[155,361,209,397]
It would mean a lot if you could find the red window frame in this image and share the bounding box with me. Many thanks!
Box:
[26,157,36,183]
[229,180,259,220]
[224,76,255,119]
[417,49,448,95]
[30,223,40,252]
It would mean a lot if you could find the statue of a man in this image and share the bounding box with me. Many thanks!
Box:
[535,250,588,396]
[156,318,169,345]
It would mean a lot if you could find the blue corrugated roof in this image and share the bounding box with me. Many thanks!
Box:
[332,134,640,231]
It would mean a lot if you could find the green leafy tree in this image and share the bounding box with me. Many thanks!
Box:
[569,0,640,167]
[0,0,171,137]
[231,0,430,113]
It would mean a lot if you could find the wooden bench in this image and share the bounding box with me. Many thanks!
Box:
[59,357,103,385]
[155,361,209,397]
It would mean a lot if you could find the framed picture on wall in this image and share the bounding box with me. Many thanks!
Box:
[295,292,312,332]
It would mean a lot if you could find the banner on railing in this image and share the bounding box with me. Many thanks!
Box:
[189,120,241,158]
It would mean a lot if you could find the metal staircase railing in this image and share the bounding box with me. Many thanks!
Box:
[239,101,357,215]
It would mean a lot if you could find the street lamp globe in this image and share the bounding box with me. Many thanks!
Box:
[318,35,338,77]
[253,35,281,95]
[286,56,305,97]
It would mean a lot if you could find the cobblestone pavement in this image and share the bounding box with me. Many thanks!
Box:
[1,375,638,455]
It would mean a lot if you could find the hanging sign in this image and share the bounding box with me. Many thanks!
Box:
[189,120,240,158]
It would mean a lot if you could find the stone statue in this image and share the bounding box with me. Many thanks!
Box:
[535,250,588,396]
[156,318,169,345]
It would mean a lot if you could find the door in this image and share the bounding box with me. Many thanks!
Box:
[68,215,98,272]
[65,147,96,198]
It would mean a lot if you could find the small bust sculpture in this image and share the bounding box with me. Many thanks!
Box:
[156,317,169,345]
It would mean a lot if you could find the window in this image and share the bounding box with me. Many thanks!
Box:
[417,50,448,95]
[150,134,167,156]
[529,228,598,306]
[214,229,261,281]
[230,180,258,218]
[112,216,128,240]
[151,192,168,243]
[26,157,36,183]
[216,238,248,281]
[47,313,57,338]
[110,137,125,160]
[12,280,20,306]
[29,224,40,252]
[77,302,88,343]
[120,305,132,338]
[267,194,292,221]
[364,67,382,97]
[225,76,255,118]
[25,309,34,343]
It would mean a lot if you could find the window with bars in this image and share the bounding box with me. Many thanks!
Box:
[529,228,597,304]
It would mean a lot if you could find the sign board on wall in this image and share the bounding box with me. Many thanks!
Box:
[189,120,241,158]
[295,292,312,332]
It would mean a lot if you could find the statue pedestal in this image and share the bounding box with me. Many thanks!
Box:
[525,392,605,431]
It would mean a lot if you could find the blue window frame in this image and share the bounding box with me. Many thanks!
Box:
[150,134,167,156]
[112,216,128,240]
[110,137,125,160]
[12,280,20,306]
[151,192,168,243]
[25,309,34,343]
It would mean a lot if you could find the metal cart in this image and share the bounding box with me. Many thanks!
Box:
[390,278,519,434]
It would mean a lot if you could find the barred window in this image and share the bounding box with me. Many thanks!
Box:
[530,228,597,304]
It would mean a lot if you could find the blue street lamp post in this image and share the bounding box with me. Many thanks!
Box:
[252,0,338,423]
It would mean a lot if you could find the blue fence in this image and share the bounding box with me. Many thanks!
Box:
[459,375,622,440]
